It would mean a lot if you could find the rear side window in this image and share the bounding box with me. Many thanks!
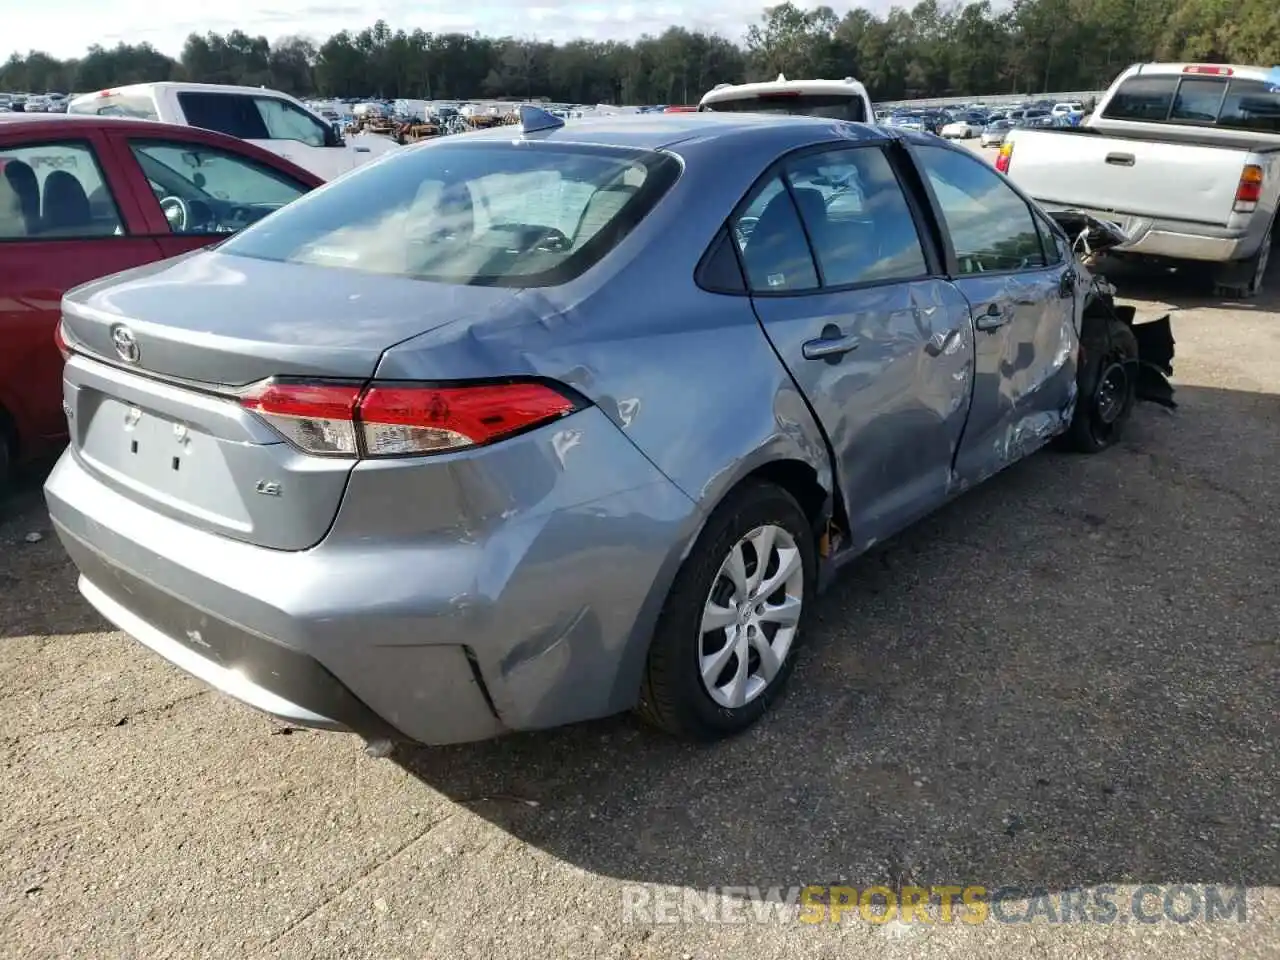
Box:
[220,142,679,287]
[783,146,928,287]
[703,94,867,123]
[1103,75,1280,132]
[178,92,270,140]
[0,141,124,240]
[729,176,819,293]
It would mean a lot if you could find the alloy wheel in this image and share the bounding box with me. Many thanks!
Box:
[698,524,804,709]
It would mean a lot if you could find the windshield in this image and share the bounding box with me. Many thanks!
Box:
[220,142,680,287]
[702,93,867,122]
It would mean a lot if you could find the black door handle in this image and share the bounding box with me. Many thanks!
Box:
[1105,152,1135,167]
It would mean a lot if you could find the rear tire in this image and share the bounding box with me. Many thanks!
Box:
[1212,219,1272,300]
[636,481,817,740]
[1059,318,1139,453]
[0,410,13,502]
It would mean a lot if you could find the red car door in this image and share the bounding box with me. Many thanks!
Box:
[0,128,164,463]
[99,127,316,261]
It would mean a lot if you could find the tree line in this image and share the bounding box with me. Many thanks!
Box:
[3,0,1278,105]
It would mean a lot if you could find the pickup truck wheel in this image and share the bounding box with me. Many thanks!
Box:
[1059,318,1139,453]
[1212,220,1272,299]
[636,481,816,741]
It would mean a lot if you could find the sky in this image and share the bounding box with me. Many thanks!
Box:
[7,0,898,62]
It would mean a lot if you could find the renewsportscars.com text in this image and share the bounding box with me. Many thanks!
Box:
[621,884,1249,925]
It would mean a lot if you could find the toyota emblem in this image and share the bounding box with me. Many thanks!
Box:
[110,324,139,364]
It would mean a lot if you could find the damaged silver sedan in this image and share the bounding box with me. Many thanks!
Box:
[46,113,1174,750]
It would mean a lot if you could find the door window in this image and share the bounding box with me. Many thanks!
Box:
[729,175,818,293]
[129,140,309,235]
[254,97,330,147]
[783,146,928,287]
[0,140,123,239]
[177,92,270,140]
[914,145,1046,274]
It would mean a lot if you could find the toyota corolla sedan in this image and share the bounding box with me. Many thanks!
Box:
[46,109,1156,750]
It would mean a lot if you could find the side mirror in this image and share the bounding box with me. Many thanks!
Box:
[324,123,345,148]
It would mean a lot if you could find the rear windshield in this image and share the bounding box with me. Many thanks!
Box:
[1101,75,1280,132]
[220,142,680,287]
[702,93,867,123]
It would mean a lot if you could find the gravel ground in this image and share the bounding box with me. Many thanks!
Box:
[2,187,1278,957]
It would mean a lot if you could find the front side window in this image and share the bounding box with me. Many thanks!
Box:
[0,140,123,240]
[730,175,819,293]
[914,145,1045,275]
[783,146,928,287]
[220,142,679,286]
[129,140,310,235]
[69,93,158,120]
[254,98,329,147]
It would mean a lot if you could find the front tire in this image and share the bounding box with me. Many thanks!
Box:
[1060,318,1139,453]
[637,481,817,740]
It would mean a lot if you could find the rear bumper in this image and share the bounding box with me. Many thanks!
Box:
[45,407,700,746]
[1034,202,1265,263]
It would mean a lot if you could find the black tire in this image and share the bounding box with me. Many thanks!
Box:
[0,410,13,502]
[636,481,817,740]
[1059,318,1139,453]
[1212,218,1273,300]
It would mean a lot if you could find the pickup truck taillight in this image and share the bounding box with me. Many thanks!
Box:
[239,378,584,458]
[995,142,1013,174]
[1234,165,1263,213]
[54,320,71,360]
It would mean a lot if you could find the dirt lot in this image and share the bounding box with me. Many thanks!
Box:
[2,153,1278,956]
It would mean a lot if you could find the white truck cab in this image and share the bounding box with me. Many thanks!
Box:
[698,75,874,124]
[67,82,399,181]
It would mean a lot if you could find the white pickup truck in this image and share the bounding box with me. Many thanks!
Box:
[996,62,1280,297]
[67,82,399,181]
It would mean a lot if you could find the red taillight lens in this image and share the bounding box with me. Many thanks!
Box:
[240,381,363,456]
[995,142,1013,174]
[54,320,71,360]
[358,382,578,456]
[1234,164,1263,211]
[239,379,581,458]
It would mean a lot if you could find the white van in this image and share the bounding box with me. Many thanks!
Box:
[698,75,874,124]
[68,82,399,181]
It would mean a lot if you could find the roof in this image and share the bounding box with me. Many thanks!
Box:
[0,113,167,131]
[700,78,871,106]
[457,111,891,151]
[68,82,304,107]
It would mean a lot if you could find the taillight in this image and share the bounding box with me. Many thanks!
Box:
[239,378,582,458]
[995,142,1013,174]
[54,320,71,360]
[1234,164,1263,212]
[240,381,363,455]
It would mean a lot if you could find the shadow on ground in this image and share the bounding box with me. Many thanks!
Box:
[1101,247,1279,313]
[394,383,1279,897]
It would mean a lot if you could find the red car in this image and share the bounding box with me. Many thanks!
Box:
[0,114,322,490]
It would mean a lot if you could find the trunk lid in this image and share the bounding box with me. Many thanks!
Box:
[61,250,521,551]
[1003,129,1254,227]
[62,249,519,385]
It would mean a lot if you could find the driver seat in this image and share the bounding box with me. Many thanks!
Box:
[42,171,91,236]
